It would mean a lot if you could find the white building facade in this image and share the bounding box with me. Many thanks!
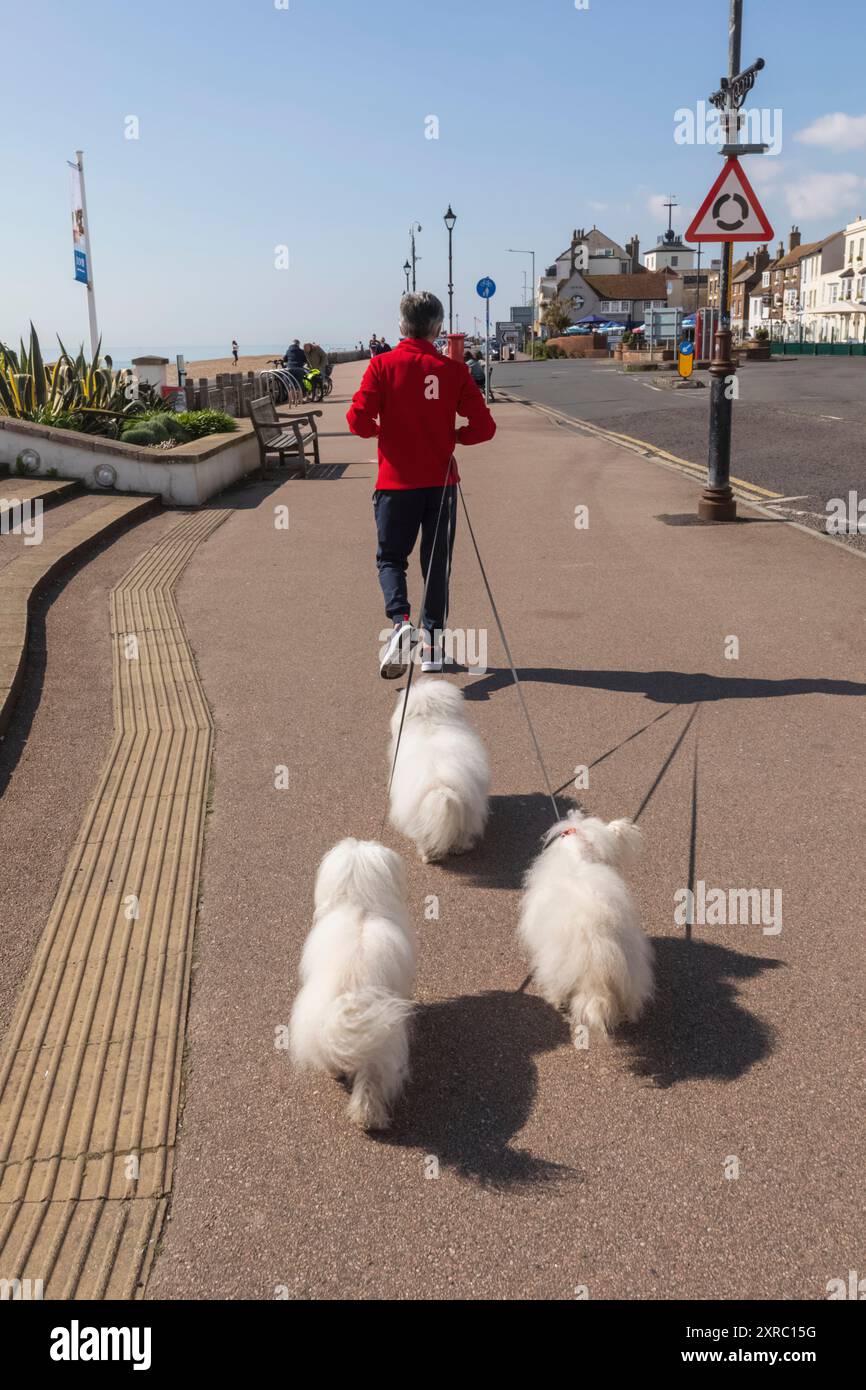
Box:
[803,219,866,342]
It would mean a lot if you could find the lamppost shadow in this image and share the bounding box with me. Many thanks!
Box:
[462,667,866,705]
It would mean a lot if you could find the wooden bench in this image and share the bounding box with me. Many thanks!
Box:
[248,395,323,477]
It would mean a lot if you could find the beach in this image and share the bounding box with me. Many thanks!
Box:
[165,353,283,384]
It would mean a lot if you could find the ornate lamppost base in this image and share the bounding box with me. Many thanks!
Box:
[698,486,738,521]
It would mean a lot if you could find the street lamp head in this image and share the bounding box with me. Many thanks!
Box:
[443,205,457,231]
[403,260,411,273]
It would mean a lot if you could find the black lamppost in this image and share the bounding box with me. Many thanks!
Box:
[403,260,411,293]
[702,0,766,521]
[444,205,457,333]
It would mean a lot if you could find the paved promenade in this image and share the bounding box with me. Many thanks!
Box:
[1,362,863,1299]
[151,364,865,1299]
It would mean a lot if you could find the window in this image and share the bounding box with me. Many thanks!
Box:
[762,271,770,287]
[670,256,679,266]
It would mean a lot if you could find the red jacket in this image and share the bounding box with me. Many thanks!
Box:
[346,338,496,489]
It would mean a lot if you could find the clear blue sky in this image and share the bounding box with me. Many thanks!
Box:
[2,0,864,354]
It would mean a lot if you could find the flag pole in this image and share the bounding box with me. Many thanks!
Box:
[74,150,100,359]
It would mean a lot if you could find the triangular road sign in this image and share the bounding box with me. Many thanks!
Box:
[685,158,774,242]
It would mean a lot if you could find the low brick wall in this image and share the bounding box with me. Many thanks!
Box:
[329,350,369,364]
[547,334,609,359]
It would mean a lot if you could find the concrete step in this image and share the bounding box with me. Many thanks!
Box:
[0,493,160,736]
[0,477,80,520]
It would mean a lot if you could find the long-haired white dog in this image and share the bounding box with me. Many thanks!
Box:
[388,679,490,862]
[518,809,653,1038]
[290,838,416,1130]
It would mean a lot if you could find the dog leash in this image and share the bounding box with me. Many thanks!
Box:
[381,463,561,837]
[456,481,560,824]
[381,458,456,837]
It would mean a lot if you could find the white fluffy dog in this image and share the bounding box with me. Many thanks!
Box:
[518,809,653,1038]
[290,838,416,1130]
[388,679,490,862]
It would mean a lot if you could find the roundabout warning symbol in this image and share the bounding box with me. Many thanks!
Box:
[685,158,774,242]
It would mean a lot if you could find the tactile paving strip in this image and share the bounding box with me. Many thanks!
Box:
[0,509,226,1298]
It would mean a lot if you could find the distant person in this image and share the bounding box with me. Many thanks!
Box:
[467,351,486,389]
[474,350,495,399]
[369,334,379,356]
[347,290,496,677]
[283,338,308,380]
[231,339,239,364]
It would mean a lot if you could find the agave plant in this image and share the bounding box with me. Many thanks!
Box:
[0,325,78,422]
[0,324,138,435]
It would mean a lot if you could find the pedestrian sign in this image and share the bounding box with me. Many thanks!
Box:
[476,277,496,299]
[685,157,773,243]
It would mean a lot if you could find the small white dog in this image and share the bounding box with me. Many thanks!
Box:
[518,809,653,1038]
[290,838,416,1130]
[388,679,490,862]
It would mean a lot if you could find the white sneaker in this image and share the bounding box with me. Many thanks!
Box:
[421,639,444,673]
[380,620,416,679]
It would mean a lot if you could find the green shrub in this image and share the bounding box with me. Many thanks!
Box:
[175,409,237,439]
[120,411,188,446]
[118,406,236,448]
[120,425,158,445]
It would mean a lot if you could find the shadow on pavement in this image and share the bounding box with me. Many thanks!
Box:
[463,667,866,704]
[633,704,700,823]
[382,990,578,1189]
[441,792,566,891]
[621,937,783,1088]
[553,703,678,797]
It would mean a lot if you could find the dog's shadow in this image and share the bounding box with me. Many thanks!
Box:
[381,990,577,1189]
[443,792,562,891]
[620,937,784,1088]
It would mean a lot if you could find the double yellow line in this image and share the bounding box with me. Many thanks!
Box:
[497,393,782,503]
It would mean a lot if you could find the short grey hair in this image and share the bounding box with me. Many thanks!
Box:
[400,291,444,340]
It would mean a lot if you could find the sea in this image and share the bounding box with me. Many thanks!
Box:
[106,343,359,370]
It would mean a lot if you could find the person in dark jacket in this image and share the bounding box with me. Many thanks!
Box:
[347,291,496,677]
[283,339,308,379]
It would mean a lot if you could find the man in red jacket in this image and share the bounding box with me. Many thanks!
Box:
[347,291,496,677]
